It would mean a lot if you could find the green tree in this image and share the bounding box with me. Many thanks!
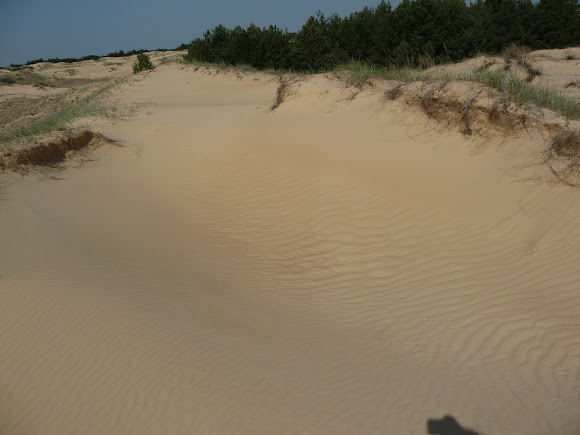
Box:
[292,12,346,71]
[533,0,580,48]
[132,53,154,74]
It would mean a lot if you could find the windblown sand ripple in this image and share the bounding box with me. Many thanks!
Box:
[1,65,579,434]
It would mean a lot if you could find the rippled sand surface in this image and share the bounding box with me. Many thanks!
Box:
[1,65,580,434]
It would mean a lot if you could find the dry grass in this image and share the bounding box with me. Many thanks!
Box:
[545,130,580,158]
[0,76,17,85]
[488,102,516,130]
[542,130,580,186]
[0,70,99,88]
[500,44,541,82]
[416,85,484,136]
[384,83,405,100]
[337,61,579,120]
[461,69,580,120]
[518,59,542,82]
[503,44,530,62]
[476,59,497,72]
[419,55,433,71]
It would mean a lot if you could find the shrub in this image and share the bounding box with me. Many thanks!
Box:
[133,53,154,74]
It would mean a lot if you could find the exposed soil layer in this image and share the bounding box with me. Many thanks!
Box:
[0,130,110,169]
[271,80,288,110]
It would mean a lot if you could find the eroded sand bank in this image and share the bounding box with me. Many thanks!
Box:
[1,64,580,434]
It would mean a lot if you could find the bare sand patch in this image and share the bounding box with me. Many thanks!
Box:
[1,59,580,434]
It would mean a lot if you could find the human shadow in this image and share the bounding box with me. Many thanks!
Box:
[427,415,480,435]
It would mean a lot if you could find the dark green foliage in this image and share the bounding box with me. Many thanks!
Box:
[533,0,580,48]
[107,49,148,58]
[10,0,579,72]
[290,13,347,71]
[133,53,154,74]
[185,0,580,72]
[106,50,126,58]
[184,23,294,70]
[44,54,101,63]
[26,58,45,65]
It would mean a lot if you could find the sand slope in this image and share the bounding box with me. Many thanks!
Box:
[1,62,580,434]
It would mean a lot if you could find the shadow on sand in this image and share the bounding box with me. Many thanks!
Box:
[427,415,480,435]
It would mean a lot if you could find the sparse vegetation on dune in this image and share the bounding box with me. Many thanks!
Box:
[0,69,101,88]
[336,61,431,84]
[466,70,580,119]
[330,60,580,121]
[0,81,118,145]
[158,56,186,66]
[183,57,288,77]
[6,48,182,70]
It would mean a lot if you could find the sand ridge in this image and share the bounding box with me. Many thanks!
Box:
[1,57,580,434]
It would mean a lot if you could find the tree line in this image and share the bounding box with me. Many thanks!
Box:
[8,48,182,69]
[184,0,580,71]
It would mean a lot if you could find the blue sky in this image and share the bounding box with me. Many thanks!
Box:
[0,0,386,67]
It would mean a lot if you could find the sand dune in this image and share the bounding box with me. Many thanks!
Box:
[1,58,580,434]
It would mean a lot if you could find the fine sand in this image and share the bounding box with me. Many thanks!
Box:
[1,57,580,434]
